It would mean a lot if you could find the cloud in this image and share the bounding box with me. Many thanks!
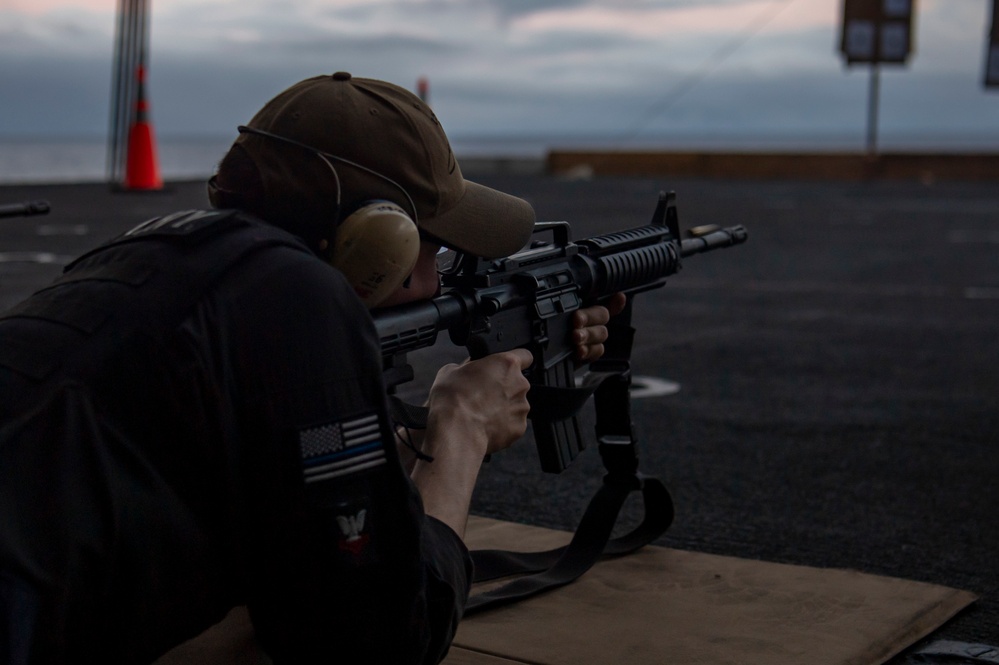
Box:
[0,5,112,55]
[0,0,996,148]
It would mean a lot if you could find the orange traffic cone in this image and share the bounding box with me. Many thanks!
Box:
[124,65,162,190]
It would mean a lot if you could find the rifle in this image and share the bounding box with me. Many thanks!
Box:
[374,190,746,612]
[374,190,747,472]
[0,201,50,219]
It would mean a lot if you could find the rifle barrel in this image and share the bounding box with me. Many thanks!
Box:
[680,225,747,257]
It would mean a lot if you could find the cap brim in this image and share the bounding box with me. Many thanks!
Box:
[418,180,536,259]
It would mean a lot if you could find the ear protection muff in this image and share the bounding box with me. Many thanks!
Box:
[332,200,421,308]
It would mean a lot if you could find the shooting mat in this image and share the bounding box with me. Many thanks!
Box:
[443,516,976,665]
[153,515,974,664]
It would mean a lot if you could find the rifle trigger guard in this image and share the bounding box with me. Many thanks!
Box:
[526,369,620,423]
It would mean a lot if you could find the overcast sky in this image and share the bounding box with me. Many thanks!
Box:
[1,0,997,150]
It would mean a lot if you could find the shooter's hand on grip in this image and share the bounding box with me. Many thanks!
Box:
[427,349,533,456]
[411,349,533,538]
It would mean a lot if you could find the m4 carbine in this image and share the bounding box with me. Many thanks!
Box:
[373,190,747,474]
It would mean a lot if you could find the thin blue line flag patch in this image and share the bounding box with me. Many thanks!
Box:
[299,414,386,483]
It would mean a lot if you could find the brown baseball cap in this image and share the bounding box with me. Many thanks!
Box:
[230,72,535,259]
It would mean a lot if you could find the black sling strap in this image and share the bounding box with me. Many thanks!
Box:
[466,474,673,613]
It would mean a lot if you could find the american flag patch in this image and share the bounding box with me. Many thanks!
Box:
[299,414,386,483]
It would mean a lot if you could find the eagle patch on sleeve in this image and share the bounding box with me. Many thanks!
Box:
[299,413,386,483]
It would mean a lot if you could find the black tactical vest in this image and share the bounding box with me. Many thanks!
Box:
[0,209,312,414]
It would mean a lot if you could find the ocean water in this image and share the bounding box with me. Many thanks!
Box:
[0,136,233,185]
[0,135,556,185]
[2,132,998,185]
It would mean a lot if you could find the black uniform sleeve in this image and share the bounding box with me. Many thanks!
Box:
[421,515,475,660]
[201,246,471,664]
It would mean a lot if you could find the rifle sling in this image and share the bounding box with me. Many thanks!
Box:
[389,303,675,613]
[465,473,673,614]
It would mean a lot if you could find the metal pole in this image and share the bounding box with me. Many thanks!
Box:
[122,0,140,173]
[107,0,141,186]
[106,0,128,184]
[987,0,999,88]
[866,63,880,156]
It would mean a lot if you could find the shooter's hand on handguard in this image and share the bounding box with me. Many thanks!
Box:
[572,293,628,362]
